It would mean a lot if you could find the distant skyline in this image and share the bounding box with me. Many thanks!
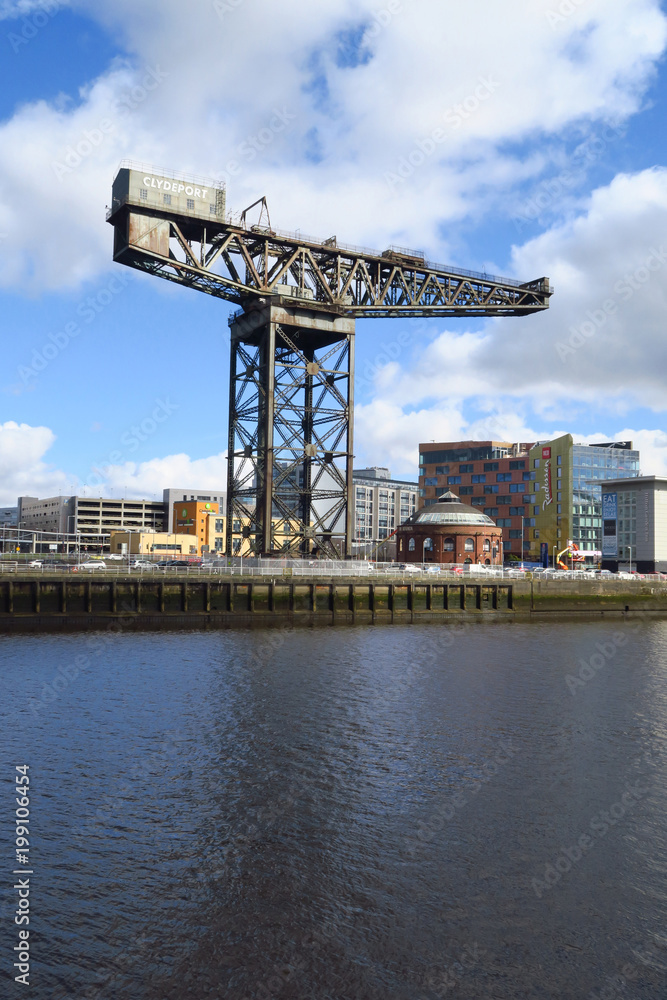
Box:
[2,0,667,504]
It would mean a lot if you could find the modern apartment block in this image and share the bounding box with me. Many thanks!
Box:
[352,467,418,556]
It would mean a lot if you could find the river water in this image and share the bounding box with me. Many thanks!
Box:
[2,620,667,999]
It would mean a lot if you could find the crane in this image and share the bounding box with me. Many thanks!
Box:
[107,161,552,558]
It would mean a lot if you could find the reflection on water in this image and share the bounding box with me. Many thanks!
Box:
[2,620,667,998]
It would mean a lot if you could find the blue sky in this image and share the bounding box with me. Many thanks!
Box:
[1,0,667,502]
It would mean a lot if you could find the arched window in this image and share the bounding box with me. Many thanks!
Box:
[464,557,473,564]
[483,538,491,551]
[408,538,415,552]
[485,558,491,565]
[424,537,433,552]
[464,537,474,552]
[443,537,454,551]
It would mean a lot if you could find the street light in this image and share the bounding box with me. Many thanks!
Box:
[627,544,632,575]
[521,515,524,570]
[552,544,557,570]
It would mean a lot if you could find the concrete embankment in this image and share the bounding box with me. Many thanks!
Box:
[0,573,666,632]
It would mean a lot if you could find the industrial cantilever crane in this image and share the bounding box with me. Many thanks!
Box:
[108,161,552,558]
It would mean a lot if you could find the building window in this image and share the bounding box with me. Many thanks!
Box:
[435,465,449,475]
[557,455,562,465]
[424,537,433,551]
[534,529,540,539]
[163,194,171,205]
[497,473,512,482]
[460,464,474,473]
[510,460,526,470]
[443,537,454,551]
[424,477,439,486]
[459,486,474,495]
[557,504,561,513]
[484,508,499,517]
[408,538,415,551]
[509,506,525,516]
[471,474,486,484]
[448,476,461,485]
[464,537,474,551]
[484,485,499,494]
[509,529,522,539]
[534,459,540,469]
[483,539,491,551]
[484,462,499,472]
[522,472,532,481]
[187,198,195,211]
[140,188,148,200]
[210,204,217,214]
[509,483,523,493]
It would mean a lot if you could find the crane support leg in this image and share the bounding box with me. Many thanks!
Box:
[227,303,355,559]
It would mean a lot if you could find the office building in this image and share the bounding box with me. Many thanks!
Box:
[600,476,667,573]
[163,487,226,533]
[419,437,640,562]
[173,500,225,554]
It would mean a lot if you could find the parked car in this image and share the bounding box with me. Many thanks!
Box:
[132,560,156,570]
[27,560,43,568]
[72,561,107,571]
[426,565,441,574]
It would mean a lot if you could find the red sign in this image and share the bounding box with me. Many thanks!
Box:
[542,447,551,459]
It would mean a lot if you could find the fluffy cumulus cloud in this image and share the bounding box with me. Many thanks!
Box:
[357,166,667,472]
[0,0,665,288]
[0,421,70,501]
[0,419,227,503]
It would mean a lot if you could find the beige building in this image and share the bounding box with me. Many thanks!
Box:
[110,531,199,557]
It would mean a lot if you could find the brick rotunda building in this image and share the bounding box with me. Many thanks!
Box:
[396,491,504,565]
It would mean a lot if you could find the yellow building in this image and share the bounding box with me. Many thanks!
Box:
[110,531,199,556]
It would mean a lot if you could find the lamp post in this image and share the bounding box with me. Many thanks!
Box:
[521,516,525,570]
[552,544,557,570]
[627,544,632,575]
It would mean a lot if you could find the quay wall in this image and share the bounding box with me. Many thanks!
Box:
[1,574,667,632]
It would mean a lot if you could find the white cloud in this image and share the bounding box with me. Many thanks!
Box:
[0,421,70,502]
[86,451,228,499]
[0,0,665,288]
[0,419,227,503]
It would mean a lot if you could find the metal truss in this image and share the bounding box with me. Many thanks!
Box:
[108,199,552,318]
[227,305,354,558]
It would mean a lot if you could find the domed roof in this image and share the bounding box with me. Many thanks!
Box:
[403,491,498,527]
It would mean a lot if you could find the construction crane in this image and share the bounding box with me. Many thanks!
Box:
[107,161,553,558]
